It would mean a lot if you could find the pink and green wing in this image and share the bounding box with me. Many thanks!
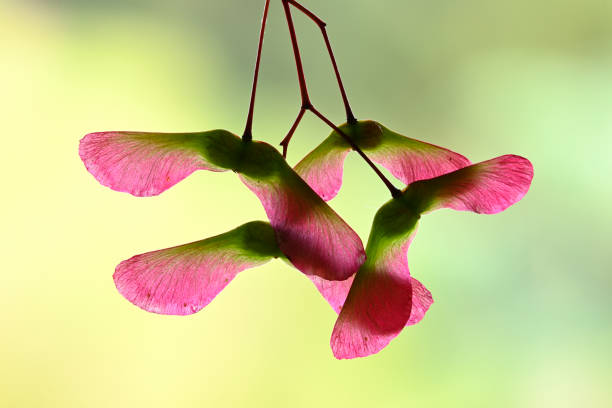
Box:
[293,136,351,201]
[238,141,365,282]
[79,129,242,196]
[295,120,470,201]
[367,123,471,187]
[330,199,422,359]
[82,130,366,283]
[405,154,534,214]
[114,221,281,315]
[330,262,413,359]
[330,154,532,358]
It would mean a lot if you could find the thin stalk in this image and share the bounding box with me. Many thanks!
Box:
[280,0,399,198]
[288,0,356,123]
[309,107,401,198]
[280,108,306,158]
[281,0,311,106]
[242,0,271,142]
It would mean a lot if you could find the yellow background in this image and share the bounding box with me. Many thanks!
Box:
[2,0,610,406]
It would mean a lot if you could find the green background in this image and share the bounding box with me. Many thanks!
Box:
[2,0,610,406]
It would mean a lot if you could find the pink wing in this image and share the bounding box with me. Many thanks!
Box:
[308,274,432,326]
[79,130,238,196]
[240,169,365,282]
[295,121,470,201]
[329,154,532,359]
[330,227,418,359]
[237,140,365,282]
[409,154,534,214]
[294,137,351,201]
[114,221,280,315]
[368,123,471,187]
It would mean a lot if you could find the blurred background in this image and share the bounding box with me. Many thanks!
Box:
[1,0,611,406]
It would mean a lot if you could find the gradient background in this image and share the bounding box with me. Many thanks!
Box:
[2,0,611,406]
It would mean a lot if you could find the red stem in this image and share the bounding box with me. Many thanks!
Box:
[309,107,401,198]
[280,0,399,198]
[281,0,311,107]
[242,0,271,142]
[280,108,306,158]
[288,0,356,124]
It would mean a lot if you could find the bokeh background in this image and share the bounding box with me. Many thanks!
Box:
[2,0,611,406]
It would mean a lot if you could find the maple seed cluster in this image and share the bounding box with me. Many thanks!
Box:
[79,0,533,359]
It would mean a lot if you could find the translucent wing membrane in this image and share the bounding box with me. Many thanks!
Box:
[405,155,534,214]
[293,136,351,201]
[308,274,432,324]
[79,130,242,196]
[330,200,421,359]
[238,141,365,281]
[308,275,354,314]
[368,124,471,187]
[330,265,413,359]
[80,130,365,281]
[406,278,434,326]
[330,155,532,358]
[114,221,281,315]
[295,120,470,200]
[83,122,532,358]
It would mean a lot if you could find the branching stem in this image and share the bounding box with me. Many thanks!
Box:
[280,0,399,198]
[240,0,398,197]
[288,0,356,124]
[280,108,307,157]
[308,107,401,198]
